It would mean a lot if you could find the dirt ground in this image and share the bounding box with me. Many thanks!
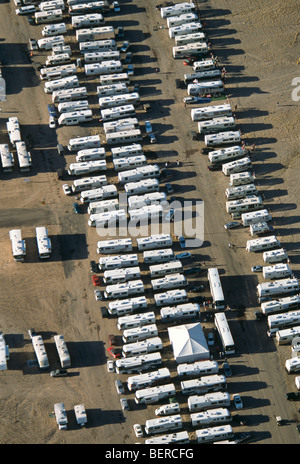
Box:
[0,0,300,446]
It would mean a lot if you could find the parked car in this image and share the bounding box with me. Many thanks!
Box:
[49,116,56,129]
[124,52,133,64]
[57,143,64,156]
[179,236,186,248]
[251,265,263,272]
[90,260,98,273]
[176,252,192,260]
[176,78,184,89]
[133,83,140,92]
[208,164,222,171]
[27,16,35,25]
[92,275,101,286]
[224,221,240,230]
[165,183,174,194]
[62,184,71,195]
[183,56,198,66]
[115,379,125,394]
[183,96,199,104]
[120,398,129,411]
[184,266,202,275]
[145,120,152,133]
[50,369,68,377]
[235,432,252,443]
[165,208,174,221]
[189,285,204,292]
[113,1,120,12]
[108,334,116,346]
[94,289,102,301]
[120,41,130,52]
[233,394,243,409]
[101,306,109,318]
[190,296,206,303]
[148,133,157,144]
[107,360,114,373]
[127,64,134,76]
[133,424,143,438]
[222,361,232,377]
[108,347,122,359]
[117,26,124,38]
[207,332,214,346]
[28,38,38,50]
[73,202,81,214]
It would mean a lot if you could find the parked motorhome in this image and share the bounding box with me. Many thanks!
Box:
[114,155,147,172]
[177,360,219,378]
[155,403,181,416]
[44,75,79,94]
[58,109,93,126]
[104,280,144,300]
[226,195,263,215]
[88,209,126,227]
[9,229,26,262]
[198,116,236,135]
[52,44,72,56]
[72,175,107,193]
[137,234,172,251]
[0,144,14,173]
[122,337,163,358]
[68,135,101,151]
[40,64,77,80]
[209,146,246,165]
[100,104,135,122]
[160,303,200,322]
[99,254,138,270]
[37,35,65,50]
[115,352,162,374]
[268,310,300,336]
[160,2,195,19]
[75,147,106,162]
[191,408,231,428]
[118,165,160,184]
[39,0,65,11]
[145,415,183,435]
[188,81,224,97]
[76,26,114,42]
[96,238,132,254]
[173,42,208,59]
[103,118,139,134]
[167,12,199,28]
[143,249,175,264]
[97,83,128,97]
[154,289,188,307]
[250,222,273,236]
[151,274,187,292]
[229,171,254,187]
[285,357,300,374]
[276,326,300,345]
[246,235,280,253]
[71,13,104,28]
[175,31,206,46]
[193,59,216,72]
[54,334,71,368]
[181,375,227,396]
[241,209,272,227]
[196,425,233,444]
[103,266,140,285]
[188,392,231,412]
[80,184,117,203]
[32,335,49,369]
[68,160,106,176]
[99,73,130,85]
[205,131,241,148]
[58,100,90,113]
[79,39,116,53]
[225,184,257,200]
[108,296,147,316]
[135,384,176,405]
[127,367,170,391]
[149,261,183,277]
[261,295,300,316]
[184,69,221,85]
[145,431,189,444]
[15,141,32,172]
[42,23,67,37]
[52,87,88,103]
[84,61,122,76]
[169,22,203,39]
[45,53,72,67]
[69,2,108,15]
[263,264,292,280]
[124,178,160,196]
[35,9,63,24]
[54,403,68,430]
[117,312,156,331]
[191,104,232,122]
[257,278,299,298]
[128,191,167,210]
[129,204,163,222]
[99,92,140,109]
[222,157,252,176]
[6,117,21,146]
[263,248,289,264]
[123,324,158,344]
[84,50,120,63]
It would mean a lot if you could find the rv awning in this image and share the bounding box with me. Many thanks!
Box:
[168,323,209,364]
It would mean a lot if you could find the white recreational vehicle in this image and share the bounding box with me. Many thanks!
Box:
[145,415,183,435]
[135,384,176,405]
[100,104,135,122]
[75,148,105,162]
[87,198,118,214]
[181,375,227,396]
[99,254,138,270]
[229,171,254,187]
[246,235,280,253]
[151,273,187,292]
[79,39,116,53]
[196,425,233,444]
[44,75,79,94]
[205,131,241,148]
[71,13,104,28]
[15,141,32,172]
[52,87,88,103]
[97,83,128,97]
[143,249,175,264]
[37,35,65,50]
[188,392,231,412]
[103,266,141,285]
[144,431,189,444]
[160,2,195,19]
[72,175,107,193]
[209,146,246,165]
[226,195,263,215]
[68,135,101,151]
[36,226,52,259]
[173,42,208,59]
[58,109,93,126]
[263,248,289,264]
[96,238,132,254]
[222,157,252,176]
[263,263,292,280]
[75,26,114,42]
[225,184,257,200]
[188,81,224,96]
[261,295,300,316]
[191,104,232,122]
[54,402,68,430]
[193,59,216,72]
[32,335,49,369]
[137,234,172,251]
[175,31,207,46]
[257,278,299,299]
[99,92,140,109]
[113,155,147,172]
[128,191,167,210]
[104,118,139,134]
[129,204,163,222]
[122,337,163,358]
[39,0,65,11]
[191,408,231,428]
[184,69,221,84]
[267,310,300,336]
[123,324,158,344]
[115,352,162,375]
[276,326,300,345]
[54,334,71,368]
[169,22,202,39]
[68,160,106,176]
[127,367,170,392]
[285,357,300,374]
[6,117,21,146]
[84,61,122,76]
[9,229,26,262]
[100,73,130,86]
[105,126,142,145]
[84,50,120,63]
[167,12,199,28]
[118,165,160,184]
[0,144,14,172]
[177,360,219,378]
[80,185,117,203]
[160,303,200,322]
[104,280,144,300]
[40,64,77,80]
[35,9,63,24]
[154,289,188,307]
[149,261,183,277]
[198,117,236,135]
[88,209,126,227]
[42,23,67,37]
[108,296,147,317]
[45,53,71,67]
[58,100,90,114]
[250,222,273,236]
[124,178,160,196]
[117,312,156,331]
[241,209,272,227]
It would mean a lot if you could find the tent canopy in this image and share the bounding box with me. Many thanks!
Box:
[168,322,209,364]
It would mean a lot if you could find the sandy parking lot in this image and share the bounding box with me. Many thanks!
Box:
[0,0,299,445]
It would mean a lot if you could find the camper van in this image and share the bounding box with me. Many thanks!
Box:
[15,141,32,172]
[124,178,159,196]
[276,326,300,345]
[96,238,132,254]
[52,87,88,103]
[222,157,252,176]
[246,235,280,253]
[72,175,107,193]
[6,117,21,146]
[229,171,254,187]
[196,425,233,444]
[193,59,216,72]
[160,303,200,322]
[263,248,289,264]
[76,26,114,42]
[191,104,232,122]
[108,296,148,317]
[54,334,71,368]
[68,135,101,151]
[257,278,299,299]
[129,204,163,222]
[205,131,241,148]
[241,209,272,227]
[225,184,257,201]
[173,42,208,59]
[104,118,139,134]
[188,81,224,97]
[69,2,108,15]
[106,129,142,145]
[198,117,236,135]
[39,0,65,11]
[137,234,172,251]
[99,254,139,271]
[143,249,175,264]
[191,408,231,428]
[154,289,188,307]
[209,146,246,165]
[100,73,130,86]
[80,184,117,203]
[267,310,300,336]
[262,264,292,280]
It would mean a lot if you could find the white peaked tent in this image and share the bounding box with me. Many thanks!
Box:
[168,323,209,364]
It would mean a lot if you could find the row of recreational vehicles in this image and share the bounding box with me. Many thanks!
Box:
[0,118,32,173]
